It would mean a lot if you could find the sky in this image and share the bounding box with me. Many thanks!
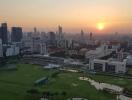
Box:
[0,0,132,34]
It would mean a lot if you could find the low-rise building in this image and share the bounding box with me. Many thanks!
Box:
[6,45,19,56]
[126,55,132,66]
[85,44,112,59]
[109,41,120,51]
[90,58,127,73]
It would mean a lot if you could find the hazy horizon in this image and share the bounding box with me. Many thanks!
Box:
[0,0,132,34]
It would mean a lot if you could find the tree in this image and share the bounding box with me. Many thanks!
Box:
[61,91,67,96]
[26,89,40,100]
[42,91,51,99]
[27,89,39,94]
[61,91,67,99]
[54,92,59,96]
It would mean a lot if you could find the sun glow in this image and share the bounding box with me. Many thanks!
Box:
[97,22,105,30]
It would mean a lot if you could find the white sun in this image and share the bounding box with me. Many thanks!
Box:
[97,22,105,30]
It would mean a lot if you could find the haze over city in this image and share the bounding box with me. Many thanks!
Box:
[1,1,132,100]
[0,0,132,33]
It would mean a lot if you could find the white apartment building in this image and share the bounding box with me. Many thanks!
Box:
[85,44,112,59]
[40,43,47,55]
[6,45,20,56]
[85,42,121,60]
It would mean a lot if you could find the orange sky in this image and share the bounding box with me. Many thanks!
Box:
[0,0,132,34]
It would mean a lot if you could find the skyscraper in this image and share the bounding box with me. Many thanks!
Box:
[0,23,8,44]
[0,39,3,57]
[49,32,56,45]
[58,25,62,34]
[90,32,93,40]
[11,27,23,42]
[34,27,37,33]
[58,25,63,40]
[81,30,84,36]
[80,29,85,44]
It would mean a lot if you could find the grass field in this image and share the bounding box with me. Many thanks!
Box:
[128,68,132,75]
[0,63,116,100]
[88,73,132,91]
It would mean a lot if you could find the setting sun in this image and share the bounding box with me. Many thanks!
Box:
[97,22,105,31]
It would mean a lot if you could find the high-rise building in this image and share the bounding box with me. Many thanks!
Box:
[0,39,3,57]
[40,43,47,55]
[80,29,85,43]
[34,27,37,33]
[81,30,84,37]
[58,25,62,34]
[32,37,41,53]
[33,27,38,37]
[27,32,33,38]
[90,32,93,40]
[49,32,56,45]
[11,27,23,42]
[0,27,1,40]
[58,25,63,40]
[0,23,8,44]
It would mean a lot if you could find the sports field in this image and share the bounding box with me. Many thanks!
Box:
[0,63,117,100]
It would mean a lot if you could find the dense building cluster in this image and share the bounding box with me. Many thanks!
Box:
[0,22,132,74]
[0,23,22,57]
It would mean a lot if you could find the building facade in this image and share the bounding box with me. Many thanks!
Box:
[58,25,63,41]
[48,32,56,46]
[0,23,8,44]
[40,43,47,55]
[0,39,3,57]
[11,27,23,42]
[5,45,20,57]
[90,59,126,73]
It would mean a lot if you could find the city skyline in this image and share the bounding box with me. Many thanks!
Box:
[0,0,132,34]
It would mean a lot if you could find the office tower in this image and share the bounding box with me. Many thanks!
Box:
[33,27,41,38]
[34,27,37,33]
[7,30,11,43]
[90,32,93,40]
[59,25,62,34]
[0,39,3,57]
[80,29,85,44]
[33,27,38,37]
[49,32,56,42]
[41,32,47,42]
[32,37,41,53]
[58,25,63,40]
[49,32,56,45]
[40,43,47,55]
[11,27,23,42]
[0,23,8,44]
[0,26,2,40]
[81,30,84,36]
[27,32,33,38]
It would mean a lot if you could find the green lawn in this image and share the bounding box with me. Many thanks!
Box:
[128,68,132,75]
[0,63,116,100]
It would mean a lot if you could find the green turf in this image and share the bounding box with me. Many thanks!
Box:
[128,68,132,75]
[0,64,117,100]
